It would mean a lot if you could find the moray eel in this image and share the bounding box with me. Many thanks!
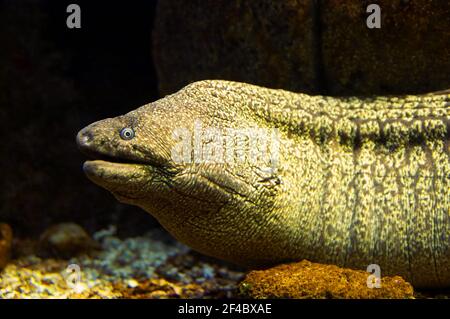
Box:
[77,80,450,288]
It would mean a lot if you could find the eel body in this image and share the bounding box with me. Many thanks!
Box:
[77,80,450,288]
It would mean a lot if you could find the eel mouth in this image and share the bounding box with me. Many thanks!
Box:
[76,129,153,183]
[78,147,155,198]
[80,146,150,167]
[76,127,154,167]
[81,154,150,186]
[75,128,177,193]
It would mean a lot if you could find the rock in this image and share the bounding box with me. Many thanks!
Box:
[0,223,13,270]
[321,0,450,95]
[38,223,99,259]
[154,0,450,96]
[154,0,318,96]
[239,260,414,299]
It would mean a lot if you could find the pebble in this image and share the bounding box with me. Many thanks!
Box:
[0,228,245,299]
[126,279,139,288]
[38,223,99,259]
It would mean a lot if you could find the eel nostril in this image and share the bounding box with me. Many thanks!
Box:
[82,134,91,145]
[77,129,94,148]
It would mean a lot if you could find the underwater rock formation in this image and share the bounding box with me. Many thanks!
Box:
[154,0,450,96]
[239,260,414,299]
[154,0,317,95]
[321,0,450,95]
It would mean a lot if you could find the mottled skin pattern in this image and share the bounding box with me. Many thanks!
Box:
[77,80,450,288]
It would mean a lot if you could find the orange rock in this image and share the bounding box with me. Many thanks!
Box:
[239,260,414,299]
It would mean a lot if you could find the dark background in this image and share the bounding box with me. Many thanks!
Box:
[0,0,160,237]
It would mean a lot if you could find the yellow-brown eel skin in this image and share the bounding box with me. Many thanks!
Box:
[77,80,450,288]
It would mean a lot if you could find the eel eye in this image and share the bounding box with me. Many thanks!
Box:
[120,127,135,140]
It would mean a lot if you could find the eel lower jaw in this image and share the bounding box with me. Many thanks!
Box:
[82,160,157,203]
[83,159,147,173]
[82,160,176,206]
[83,160,150,185]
